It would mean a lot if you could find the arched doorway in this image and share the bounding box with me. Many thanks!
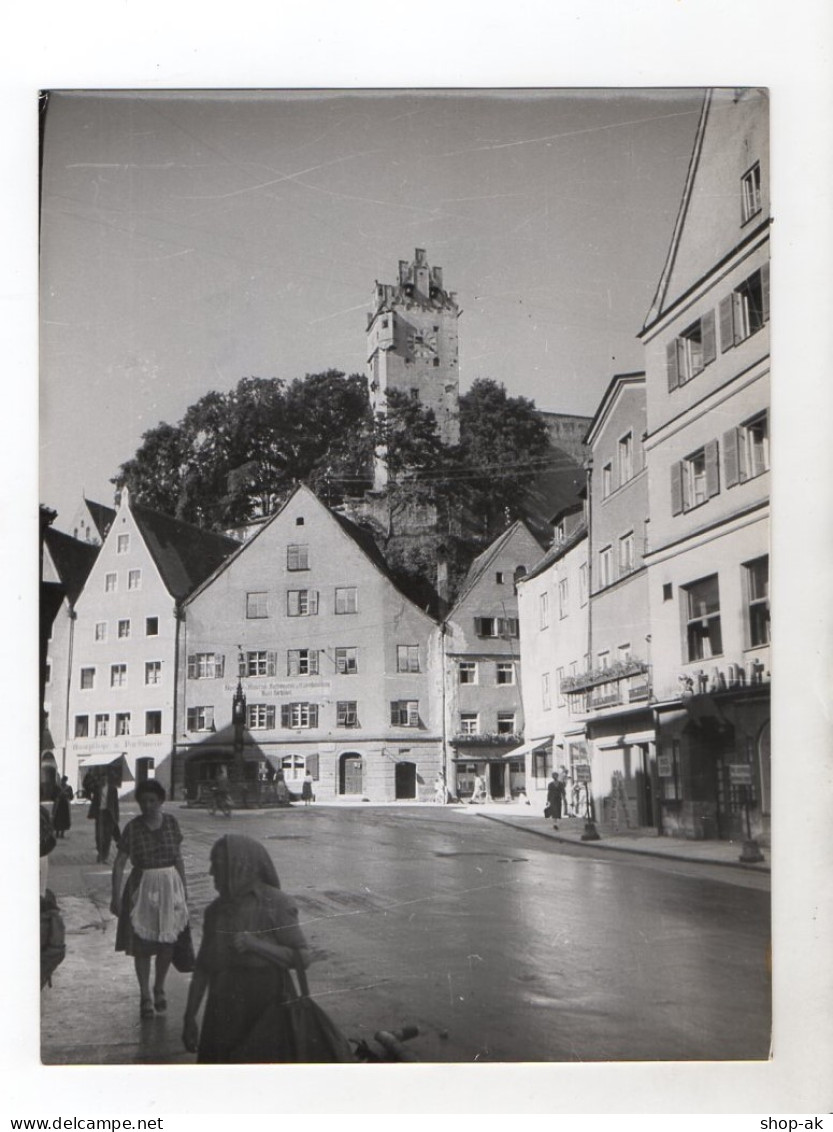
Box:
[339,752,363,796]
[394,761,416,800]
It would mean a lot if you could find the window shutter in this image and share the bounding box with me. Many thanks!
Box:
[238,653,246,677]
[670,462,684,515]
[723,428,740,488]
[266,651,277,676]
[666,340,679,391]
[474,617,484,637]
[719,296,734,352]
[390,702,399,726]
[310,650,319,676]
[704,439,720,498]
[310,590,319,615]
[307,753,319,780]
[288,652,299,676]
[281,704,290,727]
[187,655,196,679]
[701,310,716,366]
[216,654,225,678]
[408,702,419,727]
[266,706,276,729]
[206,707,214,729]
[761,261,770,322]
[309,704,319,727]
[731,291,744,345]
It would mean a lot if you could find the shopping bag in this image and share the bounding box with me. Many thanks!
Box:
[284,959,354,1062]
[172,924,196,973]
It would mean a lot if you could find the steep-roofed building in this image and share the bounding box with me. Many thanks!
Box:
[64,488,239,793]
[64,497,117,546]
[178,484,443,803]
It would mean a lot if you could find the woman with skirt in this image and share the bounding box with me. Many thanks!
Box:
[181,834,310,1062]
[52,776,73,839]
[111,779,189,1018]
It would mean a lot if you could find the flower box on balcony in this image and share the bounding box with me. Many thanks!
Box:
[452,732,522,747]
[562,659,650,694]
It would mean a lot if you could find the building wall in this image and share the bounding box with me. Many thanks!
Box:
[180,485,443,802]
[66,502,178,792]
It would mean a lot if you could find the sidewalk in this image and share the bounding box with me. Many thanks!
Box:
[463,802,770,873]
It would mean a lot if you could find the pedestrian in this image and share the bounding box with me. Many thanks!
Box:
[52,776,73,839]
[210,768,232,817]
[181,834,310,1062]
[434,773,446,805]
[547,771,564,829]
[301,771,314,806]
[95,768,121,863]
[470,772,487,805]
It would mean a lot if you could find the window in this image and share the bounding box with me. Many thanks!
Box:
[684,574,723,661]
[497,712,516,735]
[118,619,131,639]
[495,571,505,584]
[745,557,770,648]
[618,643,632,662]
[619,532,634,574]
[247,704,276,730]
[618,432,633,485]
[474,617,519,638]
[186,653,224,680]
[558,578,569,619]
[397,645,420,673]
[496,662,515,686]
[602,463,612,499]
[128,569,142,591]
[145,617,159,637]
[145,660,162,686]
[287,544,309,571]
[460,713,479,736]
[288,649,319,676]
[245,651,276,677]
[458,661,477,684]
[74,715,89,738]
[281,702,319,729]
[45,662,52,685]
[663,582,673,602]
[110,663,127,688]
[295,516,305,526]
[95,714,109,737]
[115,713,131,737]
[335,587,358,614]
[599,546,613,588]
[187,706,214,732]
[719,265,769,350]
[542,672,552,711]
[539,591,550,629]
[724,411,769,487]
[741,162,762,224]
[667,312,716,389]
[335,647,358,675]
[247,591,268,619]
[282,755,306,781]
[557,666,565,706]
[390,700,420,727]
[95,621,107,642]
[117,534,130,554]
[336,701,359,728]
[105,572,117,593]
[671,441,720,514]
[287,589,318,617]
[597,650,610,669]
[145,711,162,735]
[579,563,588,606]
[80,667,95,690]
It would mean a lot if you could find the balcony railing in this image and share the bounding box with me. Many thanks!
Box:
[561,658,650,695]
[452,732,522,747]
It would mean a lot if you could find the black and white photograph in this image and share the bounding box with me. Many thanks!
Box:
[8,0,832,1118]
[38,84,773,1067]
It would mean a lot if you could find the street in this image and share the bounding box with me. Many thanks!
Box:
[42,802,771,1064]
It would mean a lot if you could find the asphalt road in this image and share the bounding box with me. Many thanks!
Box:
[42,803,771,1064]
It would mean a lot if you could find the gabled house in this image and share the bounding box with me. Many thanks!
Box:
[178,483,443,803]
[639,88,770,842]
[64,488,239,793]
[443,521,545,800]
[64,497,116,546]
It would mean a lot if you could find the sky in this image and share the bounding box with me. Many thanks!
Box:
[39,88,705,525]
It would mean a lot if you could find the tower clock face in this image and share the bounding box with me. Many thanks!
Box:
[408,331,438,358]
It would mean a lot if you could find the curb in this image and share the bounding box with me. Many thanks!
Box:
[475,812,771,874]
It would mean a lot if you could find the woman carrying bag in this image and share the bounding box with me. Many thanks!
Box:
[182,833,352,1063]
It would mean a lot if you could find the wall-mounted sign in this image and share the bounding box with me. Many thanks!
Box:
[574,764,591,783]
[657,753,673,777]
[729,764,753,786]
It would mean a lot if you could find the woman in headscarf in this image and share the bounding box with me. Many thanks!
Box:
[182,834,310,1063]
[110,779,189,1018]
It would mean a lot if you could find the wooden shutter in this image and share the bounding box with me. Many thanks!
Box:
[670,461,684,515]
[238,653,247,677]
[701,310,716,366]
[281,704,290,727]
[761,261,770,322]
[723,428,740,488]
[267,651,277,676]
[474,617,484,637]
[287,651,299,676]
[266,706,276,729]
[407,702,419,727]
[704,439,720,498]
[390,702,399,725]
[310,650,319,676]
[307,753,319,780]
[309,590,319,615]
[719,296,734,352]
[215,654,225,678]
[309,704,319,727]
[731,291,744,344]
[666,340,679,391]
[187,655,196,679]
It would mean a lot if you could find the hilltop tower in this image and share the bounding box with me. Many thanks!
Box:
[367,248,460,489]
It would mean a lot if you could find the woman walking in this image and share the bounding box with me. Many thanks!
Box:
[52,776,73,839]
[182,834,310,1062]
[110,779,189,1019]
[301,772,314,806]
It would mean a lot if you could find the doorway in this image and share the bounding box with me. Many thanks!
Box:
[488,761,506,799]
[339,753,363,795]
[394,761,416,799]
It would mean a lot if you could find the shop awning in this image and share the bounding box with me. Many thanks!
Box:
[77,752,134,779]
[500,737,553,761]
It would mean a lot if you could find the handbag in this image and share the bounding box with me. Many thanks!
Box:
[284,955,355,1063]
[172,924,196,973]
[544,803,552,819]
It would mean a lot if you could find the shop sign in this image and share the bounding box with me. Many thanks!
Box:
[657,753,673,777]
[729,764,753,786]
[574,764,591,783]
